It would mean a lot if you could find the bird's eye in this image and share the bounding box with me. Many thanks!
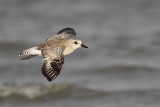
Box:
[74,41,78,44]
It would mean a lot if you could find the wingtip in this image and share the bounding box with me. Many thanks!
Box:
[57,27,76,35]
[47,78,53,82]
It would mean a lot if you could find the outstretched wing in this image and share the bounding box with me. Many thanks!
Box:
[41,57,64,81]
[45,27,76,41]
[41,47,64,81]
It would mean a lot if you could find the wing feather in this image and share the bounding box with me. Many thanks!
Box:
[45,27,76,41]
[41,57,64,81]
[41,47,64,81]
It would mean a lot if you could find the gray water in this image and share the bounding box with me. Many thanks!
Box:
[1,0,160,107]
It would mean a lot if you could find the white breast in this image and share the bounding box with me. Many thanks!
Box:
[63,47,74,55]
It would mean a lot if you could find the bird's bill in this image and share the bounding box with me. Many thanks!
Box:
[81,44,88,48]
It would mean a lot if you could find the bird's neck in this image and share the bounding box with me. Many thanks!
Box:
[63,46,75,55]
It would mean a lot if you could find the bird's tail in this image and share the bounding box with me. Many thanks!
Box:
[20,55,37,60]
[19,47,41,60]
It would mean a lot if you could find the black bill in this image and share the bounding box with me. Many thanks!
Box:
[81,44,88,48]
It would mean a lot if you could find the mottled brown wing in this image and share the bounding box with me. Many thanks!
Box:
[45,27,76,41]
[41,57,64,81]
[41,47,65,82]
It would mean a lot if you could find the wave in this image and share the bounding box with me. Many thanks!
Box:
[0,83,160,102]
[0,83,106,101]
[0,83,71,100]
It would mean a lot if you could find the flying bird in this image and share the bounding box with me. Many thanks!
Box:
[19,28,88,81]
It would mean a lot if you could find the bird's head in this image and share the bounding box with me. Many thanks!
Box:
[70,39,88,50]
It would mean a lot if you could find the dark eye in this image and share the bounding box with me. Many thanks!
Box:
[74,41,78,44]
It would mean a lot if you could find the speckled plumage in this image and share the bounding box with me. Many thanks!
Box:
[19,27,88,82]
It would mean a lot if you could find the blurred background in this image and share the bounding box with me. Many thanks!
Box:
[1,0,160,107]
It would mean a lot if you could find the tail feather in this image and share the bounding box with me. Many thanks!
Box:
[20,55,37,60]
[19,47,41,56]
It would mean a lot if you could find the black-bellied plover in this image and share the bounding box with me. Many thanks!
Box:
[19,28,88,81]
